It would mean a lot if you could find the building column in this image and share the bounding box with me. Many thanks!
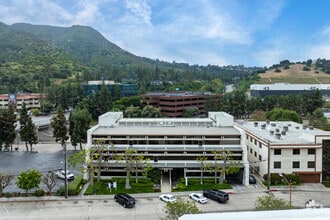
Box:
[243,162,249,186]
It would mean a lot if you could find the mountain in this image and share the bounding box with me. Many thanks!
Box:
[0,22,264,94]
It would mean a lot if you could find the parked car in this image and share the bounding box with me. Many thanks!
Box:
[249,175,257,184]
[203,189,229,203]
[159,194,177,203]
[114,193,136,208]
[189,193,208,204]
[55,170,75,181]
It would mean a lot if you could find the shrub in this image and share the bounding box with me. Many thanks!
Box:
[34,189,45,197]
[68,175,84,195]
[303,66,311,71]
[274,68,281,73]
[323,181,330,188]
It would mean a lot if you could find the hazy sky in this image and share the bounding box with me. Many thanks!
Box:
[0,0,329,67]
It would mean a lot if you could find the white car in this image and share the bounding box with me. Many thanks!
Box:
[159,194,177,203]
[55,170,75,181]
[189,193,208,204]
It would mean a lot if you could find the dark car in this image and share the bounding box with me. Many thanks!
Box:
[114,193,136,208]
[249,175,257,184]
[203,189,229,203]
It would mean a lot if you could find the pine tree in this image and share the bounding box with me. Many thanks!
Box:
[1,104,17,151]
[69,108,92,150]
[19,103,38,151]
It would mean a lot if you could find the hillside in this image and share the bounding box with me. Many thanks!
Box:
[257,64,330,84]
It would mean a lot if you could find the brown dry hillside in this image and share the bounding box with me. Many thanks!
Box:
[257,64,330,84]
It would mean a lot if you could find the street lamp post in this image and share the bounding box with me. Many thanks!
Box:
[280,173,292,209]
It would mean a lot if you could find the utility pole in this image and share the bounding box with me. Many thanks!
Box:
[63,142,68,199]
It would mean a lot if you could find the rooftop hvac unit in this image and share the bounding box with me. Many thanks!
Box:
[270,130,274,135]
[261,124,266,129]
[275,133,281,139]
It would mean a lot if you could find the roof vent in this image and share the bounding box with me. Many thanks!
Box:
[270,130,274,135]
[261,124,266,129]
[283,126,289,132]
[254,122,258,127]
[275,128,280,132]
[309,126,314,130]
[296,126,300,129]
[281,130,286,135]
[303,125,307,130]
[275,133,281,139]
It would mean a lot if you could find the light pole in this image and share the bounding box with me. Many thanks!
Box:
[280,173,292,208]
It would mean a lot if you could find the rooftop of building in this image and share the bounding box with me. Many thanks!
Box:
[250,83,330,90]
[236,120,330,145]
[0,93,41,99]
[141,91,214,97]
[91,111,239,136]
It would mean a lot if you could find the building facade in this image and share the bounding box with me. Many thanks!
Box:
[140,92,220,117]
[250,83,330,98]
[0,93,41,110]
[82,80,138,97]
[235,120,330,183]
[86,112,249,187]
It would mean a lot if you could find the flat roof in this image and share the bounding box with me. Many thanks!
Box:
[250,83,330,91]
[92,125,239,136]
[179,208,330,220]
[236,120,330,144]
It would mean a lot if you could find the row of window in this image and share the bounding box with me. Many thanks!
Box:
[274,148,315,155]
[274,161,315,169]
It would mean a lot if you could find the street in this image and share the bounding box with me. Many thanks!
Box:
[0,186,329,220]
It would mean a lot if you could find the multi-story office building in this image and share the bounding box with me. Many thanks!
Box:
[250,83,330,98]
[82,80,138,97]
[86,112,249,187]
[235,120,330,183]
[140,92,220,117]
[0,93,41,110]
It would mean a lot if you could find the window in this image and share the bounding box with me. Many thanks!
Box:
[274,161,281,169]
[254,139,257,145]
[308,161,315,168]
[246,135,249,140]
[259,142,262,148]
[292,161,300,168]
[254,151,257,157]
[293,149,300,155]
[274,149,281,155]
[259,155,262,161]
[250,148,253,154]
[308,149,315,155]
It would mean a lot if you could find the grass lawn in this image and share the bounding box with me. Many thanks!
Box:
[84,177,157,195]
[172,178,232,192]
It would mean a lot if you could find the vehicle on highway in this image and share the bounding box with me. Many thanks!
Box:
[159,194,177,203]
[189,193,208,204]
[249,175,257,184]
[55,170,75,181]
[203,189,229,203]
[114,193,136,208]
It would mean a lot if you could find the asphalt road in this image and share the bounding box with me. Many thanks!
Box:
[0,189,329,220]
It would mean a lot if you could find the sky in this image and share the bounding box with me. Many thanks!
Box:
[0,0,329,67]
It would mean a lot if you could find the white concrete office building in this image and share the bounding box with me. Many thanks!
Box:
[235,120,330,183]
[86,112,250,186]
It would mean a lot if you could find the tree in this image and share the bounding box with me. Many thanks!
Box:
[50,105,69,198]
[124,105,141,118]
[266,108,302,123]
[208,150,240,184]
[0,104,17,151]
[308,108,330,130]
[141,105,162,118]
[255,195,290,210]
[19,102,38,151]
[51,105,69,147]
[0,174,14,196]
[69,108,92,150]
[116,148,151,189]
[183,107,199,118]
[16,169,42,195]
[196,155,209,184]
[42,172,56,195]
[161,198,200,220]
